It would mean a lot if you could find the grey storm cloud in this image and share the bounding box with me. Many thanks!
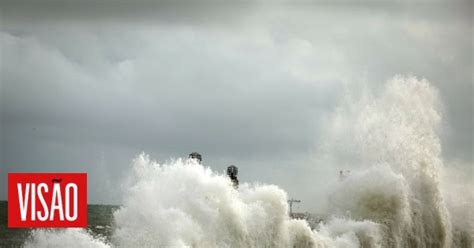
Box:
[0,0,472,208]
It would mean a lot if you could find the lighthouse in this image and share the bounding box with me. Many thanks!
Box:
[227,165,239,189]
[188,152,202,164]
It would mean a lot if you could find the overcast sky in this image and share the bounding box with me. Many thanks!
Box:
[1,0,472,210]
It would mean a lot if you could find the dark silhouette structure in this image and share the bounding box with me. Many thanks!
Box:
[188,152,202,164]
[287,198,301,217]
[227,165,239,189]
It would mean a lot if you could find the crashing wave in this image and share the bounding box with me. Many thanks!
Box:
[24,76,472,247]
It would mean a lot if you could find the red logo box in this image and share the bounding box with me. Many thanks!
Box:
[8,173,87,228]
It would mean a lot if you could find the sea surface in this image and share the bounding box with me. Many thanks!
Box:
[0,201,117,248]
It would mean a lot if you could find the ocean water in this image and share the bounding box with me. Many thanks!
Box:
[0,201,117,247]
[2,76,473,247]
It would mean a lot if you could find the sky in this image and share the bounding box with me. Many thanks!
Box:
[0,0,472,210]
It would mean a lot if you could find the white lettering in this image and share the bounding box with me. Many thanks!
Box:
[17,183,30,221]
[65,183,78,221]
[37,183,49,221]
[50,184,64,221]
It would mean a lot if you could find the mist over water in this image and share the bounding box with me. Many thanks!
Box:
[24,76,472,247]
[322,76,455,247]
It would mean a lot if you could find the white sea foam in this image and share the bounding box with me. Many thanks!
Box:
[112,154,317,248]
[321,76,456,247]
[23,229,110,248]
